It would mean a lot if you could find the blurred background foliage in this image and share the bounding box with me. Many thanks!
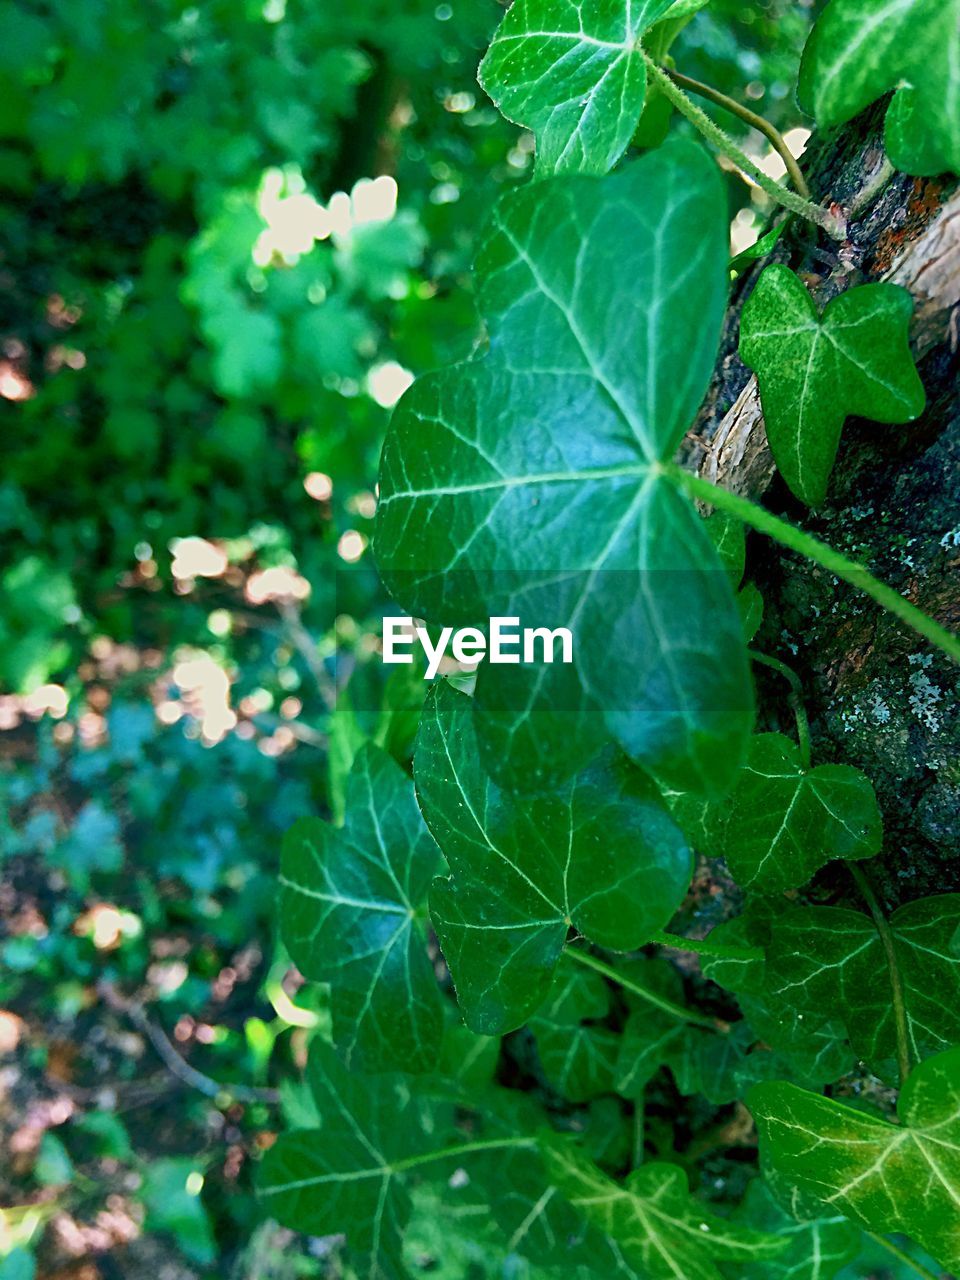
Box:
[0,1,818,1275]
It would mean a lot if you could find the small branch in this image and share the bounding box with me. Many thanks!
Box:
[99,981,280,1106]
[277,600,337,710]
[567,946,728,1032]
[665,69,811,199]
[668,467,960,666]
[651,929,763,963]
[644,57,845,240]
[749,650,812,768]
[866,1232,942,1280]
[845,865,913,1086]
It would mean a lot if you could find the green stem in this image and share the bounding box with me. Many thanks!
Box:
[644,56,845,239]
[393,1136,535,1174]
[567,946,725,1032]
[651,929,762,963]
[866,1232,942,1280]
[749,650,812,768]
[632,1100,645,1169]
[847,862,913,1087]
[668,467,960,666]
[666,69,811,199]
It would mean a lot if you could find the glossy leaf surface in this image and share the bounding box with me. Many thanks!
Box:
[740,267,924,506]
[279,744,444,1071]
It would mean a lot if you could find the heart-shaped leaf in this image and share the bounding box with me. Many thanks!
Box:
[541,1136,788,1280]
[259,1041,432,1275]
[740,266,924,506]
[764,894,960,1074]
[376,140,752,795]
[530,957,619,1101]
[279,743,444,1071]
[478,0,680,177]
[749,1047,960,1275]
[729,1180,861,1280]
[718,732,882,893]
[415,681,692,1033]
[799,0,960,178]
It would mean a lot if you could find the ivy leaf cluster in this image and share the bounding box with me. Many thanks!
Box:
[261,5,960,1278]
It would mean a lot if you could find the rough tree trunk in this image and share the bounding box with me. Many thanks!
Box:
[684,101,960,905]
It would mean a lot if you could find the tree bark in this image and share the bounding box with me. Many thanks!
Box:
[684,102,960,905]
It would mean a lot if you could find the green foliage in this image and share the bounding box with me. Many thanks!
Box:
[750,1047,960,1273]
[740,266,925,506]
[5,1,960,1278]
[376,139,752,795]
[416,682,691,1033]
[716,732,883,893]
[479,0,709,176]
[279,744,444,1071]
[799,0,960,177]
[764,896,960,1075]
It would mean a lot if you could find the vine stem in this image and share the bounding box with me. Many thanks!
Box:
[846,863,913,1086]
[748,650,812,768]
[567,946,727,1032]
[866,1232,942,1280]
[393,1137,535,1174]
[643,56,845,240]
[667,467,960,666]
[665,69,811,199]
[651,929,762,962]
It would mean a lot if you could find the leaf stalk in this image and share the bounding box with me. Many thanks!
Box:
[668,467,960,666]
[644,57,845,240]
[748,650,812,768]
[846,862,913,1086]
[664,68,812,199]
[568,946,726,1032]
[865,1232,942,1280]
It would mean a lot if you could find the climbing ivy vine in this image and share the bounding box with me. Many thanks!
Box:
[260,3,960,1277]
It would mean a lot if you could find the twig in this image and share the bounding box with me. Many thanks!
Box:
[99,981,280,1105]
[277,600,338,710]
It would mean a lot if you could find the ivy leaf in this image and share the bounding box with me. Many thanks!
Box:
[740,266,924,506]
[541,1136,788,1280]
[764,895,960,1075]
[798,0,960,178]
[530,957,619,1102]
[376,141,752,796]
[415,682,691,1033]
[749,1047,960,1275]
[279,743,444,1072]
[725,1179,861,1280]
[719,732,882,893]
[478,0,678,177]
[259,1042,437,1277]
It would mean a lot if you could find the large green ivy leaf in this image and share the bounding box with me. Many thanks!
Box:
[415,682,691,1033]
[376,141,752,795]
[765,895,960,1074]
[718,732,882,893]
[541,1137,787,1280]
[259,1042,434,1278]
[798,0,960,178]
[279,744,444,1072]
[749,1047,960,1275]
[478,0,681,177]
[530,957,620,1101]
[725,1180,860,1280]
[740,267,924,506]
